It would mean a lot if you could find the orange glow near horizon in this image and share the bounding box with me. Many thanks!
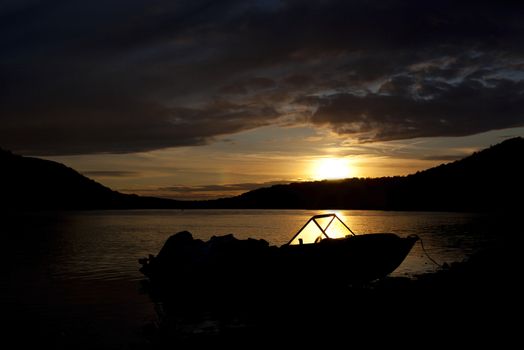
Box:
[311,157,356,180]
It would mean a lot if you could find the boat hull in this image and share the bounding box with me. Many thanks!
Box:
[279,233,419,282]
[140,231,419,295]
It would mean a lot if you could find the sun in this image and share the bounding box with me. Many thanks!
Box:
[312,157,355,180]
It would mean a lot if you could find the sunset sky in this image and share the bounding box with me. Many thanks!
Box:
[2,1,524,199]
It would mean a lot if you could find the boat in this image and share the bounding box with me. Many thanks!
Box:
[139,213,418,288]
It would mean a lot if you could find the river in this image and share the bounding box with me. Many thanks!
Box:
[2,209,502,348]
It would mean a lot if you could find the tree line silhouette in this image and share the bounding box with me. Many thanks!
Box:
[1,137,523,212]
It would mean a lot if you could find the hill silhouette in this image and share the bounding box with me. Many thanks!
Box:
[0,149,182,210]
[205,137,524,211]
[1,137,523,211]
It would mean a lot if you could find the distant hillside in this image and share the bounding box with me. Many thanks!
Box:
[2,137,523,211]
[0,149,181,210]
[205,137,524,212]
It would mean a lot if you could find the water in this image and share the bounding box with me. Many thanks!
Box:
[1,209,502,347]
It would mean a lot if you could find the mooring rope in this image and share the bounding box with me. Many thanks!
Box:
[414,234,443,268]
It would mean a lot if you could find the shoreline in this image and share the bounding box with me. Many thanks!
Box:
[140,235,523,347]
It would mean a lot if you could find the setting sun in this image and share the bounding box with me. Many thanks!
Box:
[312,157,355,180]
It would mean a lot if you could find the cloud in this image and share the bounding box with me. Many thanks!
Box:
[1,0,524,155]
[311,78,524,141]
[220,77,276,95]
[126,180,288,200]
[161,180,286,193]
[421,155,464,161]
[82,170,141,178]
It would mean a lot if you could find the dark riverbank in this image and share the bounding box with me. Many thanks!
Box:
[141,233,523,348]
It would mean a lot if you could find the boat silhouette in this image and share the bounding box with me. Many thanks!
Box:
[139,213,418,289]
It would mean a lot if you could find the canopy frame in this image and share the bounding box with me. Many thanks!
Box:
[286,213,355,245]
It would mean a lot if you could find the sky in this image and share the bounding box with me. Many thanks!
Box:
[2,0,524,200]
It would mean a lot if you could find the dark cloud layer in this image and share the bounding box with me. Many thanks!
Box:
[125,180,287,200]
[1,0,524,155]
[82,170,141,178]
[312,79,524,141]
[161,181,286,194]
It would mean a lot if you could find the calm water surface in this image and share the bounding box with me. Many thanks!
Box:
[2,209,502,347]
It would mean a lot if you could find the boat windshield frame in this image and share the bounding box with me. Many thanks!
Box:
[286,213,356,245]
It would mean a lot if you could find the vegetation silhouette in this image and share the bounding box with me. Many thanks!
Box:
[0,148,182,210]
[209,137,524,211]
